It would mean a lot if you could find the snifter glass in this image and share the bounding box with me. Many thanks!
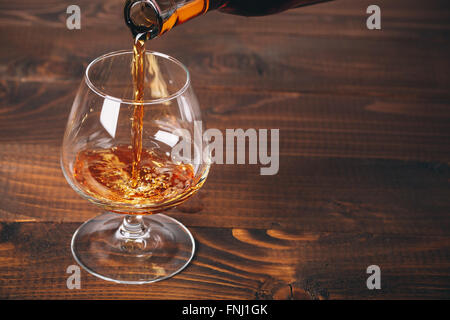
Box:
[61,50,210,284]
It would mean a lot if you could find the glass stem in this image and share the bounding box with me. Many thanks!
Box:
[118,214,149,239]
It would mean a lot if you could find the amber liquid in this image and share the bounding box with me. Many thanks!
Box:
[72,38,196,208]
[131,38,145,187]
[73,145,195,205]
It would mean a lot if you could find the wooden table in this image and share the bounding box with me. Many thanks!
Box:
[0,0,449,299]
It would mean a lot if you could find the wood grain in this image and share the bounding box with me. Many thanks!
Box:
[0,222,448,299]
[0,0,449,299]
[1,0,449,98]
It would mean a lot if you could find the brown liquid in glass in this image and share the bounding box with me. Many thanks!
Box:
[73,39,195,207]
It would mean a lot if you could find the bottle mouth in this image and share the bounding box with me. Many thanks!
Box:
[124,0,162,39]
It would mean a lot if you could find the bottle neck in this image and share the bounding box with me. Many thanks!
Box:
[125,0,221,40]
[160,0,214,35]
[124,0,331,39]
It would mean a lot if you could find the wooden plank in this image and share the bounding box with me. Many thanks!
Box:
[0,1,449,98]
[0,222,448,299]
[0,83,448,232]
[1,0,449,39]
[1,81,448,159]
[1,148,449,234]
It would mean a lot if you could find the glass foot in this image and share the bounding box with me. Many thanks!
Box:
[71,212,195,284]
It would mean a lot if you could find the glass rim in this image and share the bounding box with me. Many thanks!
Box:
[84,50,191,105]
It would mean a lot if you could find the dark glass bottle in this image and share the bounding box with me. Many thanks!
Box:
[124,0,331,39]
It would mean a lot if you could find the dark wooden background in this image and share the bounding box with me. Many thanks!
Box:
[0,0,449,299]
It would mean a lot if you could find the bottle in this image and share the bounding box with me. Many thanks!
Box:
[124,0,331,39]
